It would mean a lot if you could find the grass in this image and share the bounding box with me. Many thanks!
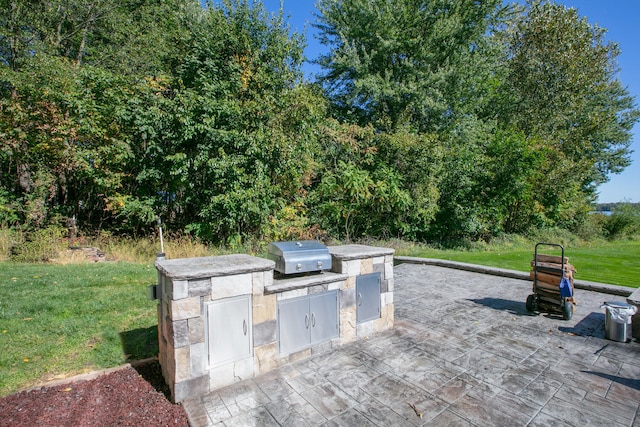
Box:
[0,262,158,397]
[398,239,640,288]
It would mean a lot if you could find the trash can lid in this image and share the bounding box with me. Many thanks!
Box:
[602,301,635,309]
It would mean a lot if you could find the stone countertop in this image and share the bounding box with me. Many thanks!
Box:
[264,272,348,295]
[155,254,274,280]
[328,244,394,261]
[628,287,640,305]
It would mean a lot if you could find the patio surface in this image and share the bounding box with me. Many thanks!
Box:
[183,263,640,426]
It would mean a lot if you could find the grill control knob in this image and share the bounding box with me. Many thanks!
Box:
[296,263,302,271]
[317,261,323,268]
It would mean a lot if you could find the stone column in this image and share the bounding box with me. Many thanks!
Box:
[155,255,274,402]
[329,245,395,340]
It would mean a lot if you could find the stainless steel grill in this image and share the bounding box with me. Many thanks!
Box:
[267,241,332,275]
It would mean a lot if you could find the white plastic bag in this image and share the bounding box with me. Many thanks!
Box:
[601,302,637,323]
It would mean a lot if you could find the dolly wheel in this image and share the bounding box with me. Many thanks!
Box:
[562,300,573,320]
[526,294,536,312]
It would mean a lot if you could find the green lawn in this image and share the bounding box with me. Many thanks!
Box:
[398,240,640,288]
[0,262,158,396]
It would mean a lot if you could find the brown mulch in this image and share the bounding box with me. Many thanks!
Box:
[0,360,189,427]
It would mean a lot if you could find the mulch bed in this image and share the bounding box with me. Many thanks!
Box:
[0,360,189,427]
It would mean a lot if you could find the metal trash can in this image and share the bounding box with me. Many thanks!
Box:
[601,301,637,342]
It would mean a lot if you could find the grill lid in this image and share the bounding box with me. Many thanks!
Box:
[267,241,332,274]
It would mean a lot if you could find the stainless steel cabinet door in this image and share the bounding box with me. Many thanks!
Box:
[278,296,310,355]
[356,273,381,323]
[207,295,251,367]
[310,290,339,344]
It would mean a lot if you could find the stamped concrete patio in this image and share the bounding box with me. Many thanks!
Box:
[183,262,640,426]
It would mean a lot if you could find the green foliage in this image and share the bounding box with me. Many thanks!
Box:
[603,203,640,239]
[309,120,441,241]
[0,227,20,261]
[422,0,639,240]
[0,0,638,244]
[316,0,503,132]
[10,225,67,262]
[314,159,376,241]
[118,1,321,243]
[0,188,19,226]
[104,195,157,236]
[0,0,194,73]
[483,129,543,233]
[432,118,485,239]
[0,54,135,231]
[262,200,325,243]
[430,118,513,240]
[374,131,442,238]
[574,212,608,241]
[500,0,639,191]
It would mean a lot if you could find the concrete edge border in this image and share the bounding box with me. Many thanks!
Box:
[394,256,633,297]
[19,357,159,394]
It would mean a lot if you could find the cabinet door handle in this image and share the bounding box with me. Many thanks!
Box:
[305,314,309,329]
[311,312,316,327]
[243,319,247,336]
[358,293,363,306]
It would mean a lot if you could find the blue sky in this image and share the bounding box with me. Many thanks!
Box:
[240,1,640,203]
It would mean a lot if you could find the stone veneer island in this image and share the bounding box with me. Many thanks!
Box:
[154,244,394,402]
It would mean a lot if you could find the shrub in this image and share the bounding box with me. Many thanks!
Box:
[575,213,608,240]
[526,227,583,247]
[0,228,22,261]
[604,203,640,239]
[10,225,68,262]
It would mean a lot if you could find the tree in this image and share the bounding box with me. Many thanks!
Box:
[309,120,441,241]
[499,0,639,203]
[0,1,200,233]
[0,54,135,229]
[0,0,328,241]
[434,0,640,238]
[121,0,324,243]
[0,0,193,73]
[315,0,503,133]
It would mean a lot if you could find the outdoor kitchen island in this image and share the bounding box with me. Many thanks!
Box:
[154,243,394,403]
